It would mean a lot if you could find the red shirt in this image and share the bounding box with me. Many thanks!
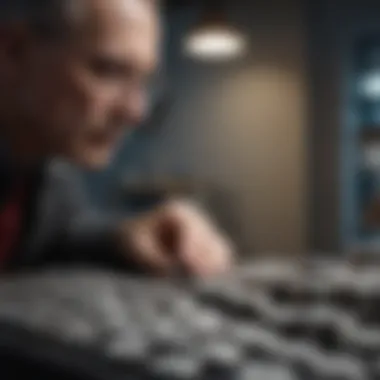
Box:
[0,186,26,268]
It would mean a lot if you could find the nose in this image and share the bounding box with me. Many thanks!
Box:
[116,90,148,128]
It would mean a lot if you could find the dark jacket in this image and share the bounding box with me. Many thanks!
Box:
[0,158,134,274]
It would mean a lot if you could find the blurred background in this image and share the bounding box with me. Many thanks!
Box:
[82,0,380,258]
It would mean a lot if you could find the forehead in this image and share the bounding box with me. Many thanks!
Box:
[74,0,160,70]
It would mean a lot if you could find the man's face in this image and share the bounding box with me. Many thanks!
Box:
[0,0,159,168]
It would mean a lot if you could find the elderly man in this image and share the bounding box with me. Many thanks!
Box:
[0,0,233,276]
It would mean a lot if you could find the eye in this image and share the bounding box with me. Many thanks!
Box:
[89,57,128,79]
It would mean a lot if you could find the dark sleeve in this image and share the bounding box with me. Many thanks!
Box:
[42,162,141,273]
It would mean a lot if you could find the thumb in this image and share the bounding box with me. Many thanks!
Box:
[130,222,175,276]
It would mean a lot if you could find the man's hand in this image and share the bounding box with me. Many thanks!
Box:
[116,199,234,277]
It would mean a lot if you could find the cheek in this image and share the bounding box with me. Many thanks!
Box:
[85,87,116,127]
[63,74,123,134]
[129,91,148,125]
[43,72,111,136]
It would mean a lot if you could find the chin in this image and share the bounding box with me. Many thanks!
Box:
[71,147,114,170]
[83,158,111,170]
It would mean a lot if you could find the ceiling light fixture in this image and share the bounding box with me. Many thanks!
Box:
[183,1,247,62]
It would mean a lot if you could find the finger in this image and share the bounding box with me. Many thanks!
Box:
[176,226,206,275]
[179,228,222,277]
[133,228,175,276]
[194,242,226,277]
[181,229,234,277]
[163,200,235,276]
[213,236,235,271]
[207,246,233,276]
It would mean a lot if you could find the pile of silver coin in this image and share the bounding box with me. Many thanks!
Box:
[0,260,379,379]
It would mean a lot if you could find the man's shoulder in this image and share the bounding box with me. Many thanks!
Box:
[44,159,82,183]
[42,159,87,196]
[38,159,87,213]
